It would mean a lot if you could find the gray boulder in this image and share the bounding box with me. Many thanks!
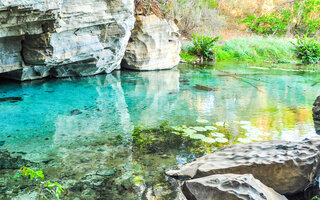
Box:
[183,174,287,200]
[313,96,320,135]
[166,140,320,195]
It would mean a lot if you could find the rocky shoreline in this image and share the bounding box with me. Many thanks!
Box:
[166,139,320,200]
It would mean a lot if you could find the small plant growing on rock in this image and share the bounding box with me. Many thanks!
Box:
[291,35,320,64]
[13,167,64,200]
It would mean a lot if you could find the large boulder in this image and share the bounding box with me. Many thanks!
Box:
[183,174,287,200]
[166,140,320,195]
[122,14,181,71]
[313,96,320,135]
[0,0,135,81]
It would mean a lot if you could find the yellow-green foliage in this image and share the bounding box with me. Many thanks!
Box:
[216,37,297,63]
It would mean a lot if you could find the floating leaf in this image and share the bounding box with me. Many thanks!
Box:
[238,138,251,143]
[189,134,206,140]
[196,119,209,124]
[215,138,228,143]
[182,128,197,135]
[205,126,217,131]
[215,122,228,126]
[191,126,207,132]
[211,132,225,138]
[201,137,216,143]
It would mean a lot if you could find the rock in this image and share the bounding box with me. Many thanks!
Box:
[96,169,115,176]
[166,140,320,195]
[0,97,23,102]
[122,14,181,71]
[0,0,135,81]
[0,150,39,169]
[313,96,320,135]
[70,109,82,116]
[182,174,287,200]
[194,84,218,91]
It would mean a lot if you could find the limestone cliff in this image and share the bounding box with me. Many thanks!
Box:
[0,0,135,81]
[122,14,181,71]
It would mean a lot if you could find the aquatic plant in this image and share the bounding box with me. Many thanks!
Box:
[291,35,320,64]
[13,167,64,200]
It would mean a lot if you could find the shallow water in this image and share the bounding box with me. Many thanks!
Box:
[0,62,319,199]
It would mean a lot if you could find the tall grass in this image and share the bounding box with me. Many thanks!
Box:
[216,37,297,63]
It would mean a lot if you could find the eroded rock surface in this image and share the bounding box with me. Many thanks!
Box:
[166,140,320,195]
[0,0,135,81]
[182,174,287,200]
[313,96,320,134]
[122,14,181,71]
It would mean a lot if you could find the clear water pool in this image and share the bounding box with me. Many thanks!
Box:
[0,62,319,199]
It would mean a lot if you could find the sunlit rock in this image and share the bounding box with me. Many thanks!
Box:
[182,174,287,200]
[166,140,320,195]
[122,14,181,71]
[0,0,135,81]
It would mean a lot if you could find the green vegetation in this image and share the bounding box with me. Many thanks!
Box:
[291,35,320,64]
[241,0,320,36]
[216,37,297,63]
[13,167,64,200]
[180,32,220,63]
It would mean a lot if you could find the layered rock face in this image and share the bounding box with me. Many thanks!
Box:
[313,96,320,134]
[0,0,135,81]
[183,174,288,200]
[166,140,320,196]
[122,14,181,71]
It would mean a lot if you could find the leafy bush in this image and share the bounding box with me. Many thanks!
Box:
[241,0,320,36]
[241,11,291,36]
[13,167,65,200]
[189,33,221,62]
[291,35,320,64]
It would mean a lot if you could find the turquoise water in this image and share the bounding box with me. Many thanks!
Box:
[0,63,320,199]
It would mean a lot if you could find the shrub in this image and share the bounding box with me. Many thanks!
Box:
[291,35,320,64]
[189,32,221,62]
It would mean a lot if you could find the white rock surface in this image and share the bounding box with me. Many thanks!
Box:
[0,0,135,80]
[122,14,181,71]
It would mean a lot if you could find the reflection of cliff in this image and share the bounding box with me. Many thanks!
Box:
[50,74,135,199]
[121,70,180,126]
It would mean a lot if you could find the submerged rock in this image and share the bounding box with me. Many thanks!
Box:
[0,97,22,102]
[0,0,135,81]
[122,14,181,71]
[0,150,39,169]
[166,140,320,195]
[70,109,82,116]
[194,84,218,91]
[313,96,320,134]
[182,174,287,200]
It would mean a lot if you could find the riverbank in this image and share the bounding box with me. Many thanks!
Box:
[181,36,298,64]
